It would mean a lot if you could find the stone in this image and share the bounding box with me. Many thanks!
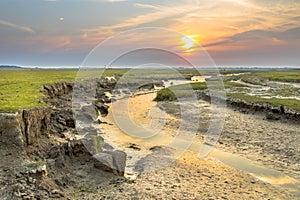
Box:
[94,153,114,172]
[94,150,127,176]
[266,112,280,120]
[48,146,61,159]
[94,102,109,116]
[37,165,47,173]
[127,143,141,151]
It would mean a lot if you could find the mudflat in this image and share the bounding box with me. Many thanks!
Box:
[96,92,299,200]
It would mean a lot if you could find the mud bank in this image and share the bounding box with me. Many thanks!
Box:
[0,80,125,199]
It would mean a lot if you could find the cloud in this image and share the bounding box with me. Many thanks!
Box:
[134,3,159,9]
[0,20,35,34]
[81,2,198,41]
[291,16,300,21]
[204,26,300,48]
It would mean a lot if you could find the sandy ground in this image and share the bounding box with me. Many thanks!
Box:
[218,106,300,180]
[95,92,299,200]
[159,98,300,181]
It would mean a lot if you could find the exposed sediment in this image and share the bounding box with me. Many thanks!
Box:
[0,80,126,199]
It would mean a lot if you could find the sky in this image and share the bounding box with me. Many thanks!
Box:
[0,0,300,67]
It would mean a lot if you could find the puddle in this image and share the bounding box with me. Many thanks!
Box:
[163,79,189,88]
[221,72,251,77]
[230,80,264,88]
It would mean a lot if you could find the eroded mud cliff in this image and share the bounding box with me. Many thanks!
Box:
[0,80,125,199]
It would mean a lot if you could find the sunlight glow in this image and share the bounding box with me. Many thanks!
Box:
[181,35,197,53]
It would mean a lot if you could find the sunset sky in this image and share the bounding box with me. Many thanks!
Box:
[0,0,300,67]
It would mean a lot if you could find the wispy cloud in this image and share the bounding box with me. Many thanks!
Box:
[81,2,198,41]
[134,3,159,9]
[0,20,35,34]
[204,26,300,49]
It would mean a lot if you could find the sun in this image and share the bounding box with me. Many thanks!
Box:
[181,35,197,53]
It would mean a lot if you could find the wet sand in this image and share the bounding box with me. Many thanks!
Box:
[97,92,299,199]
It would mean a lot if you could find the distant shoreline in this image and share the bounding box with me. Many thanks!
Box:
[1,65,300,71]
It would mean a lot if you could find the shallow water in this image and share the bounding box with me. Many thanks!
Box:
[201,145,300,196]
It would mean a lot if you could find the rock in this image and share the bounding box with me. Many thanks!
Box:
[94,153,114,171]
[36,190,49,199]
[94,150,127,176]
[28,177,35,184]
[102,142,114,151]
[37,165,47,173]
[94,102,109,116]
[50,189,64,198]
[65,118,75,128]
[81,133,104,155]
[48,146,61,159]
[76,105,98,124]
[127,143,141,151]
[108,150,127,176]
[266,112,280,120]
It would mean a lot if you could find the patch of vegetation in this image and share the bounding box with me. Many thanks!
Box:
[93,135,104,154]
[27,160,46,168]
[0,70,77,113]
[154,82,207,101]
[154,88,177,101]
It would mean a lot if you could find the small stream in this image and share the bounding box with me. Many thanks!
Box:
[191,143,300,196]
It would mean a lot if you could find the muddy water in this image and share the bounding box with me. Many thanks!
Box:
[99,92,300,196]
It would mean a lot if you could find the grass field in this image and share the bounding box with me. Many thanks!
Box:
[0,70,77,113]
[253,71,300,82]
[0,69,129,113]
[1,69,300,113]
